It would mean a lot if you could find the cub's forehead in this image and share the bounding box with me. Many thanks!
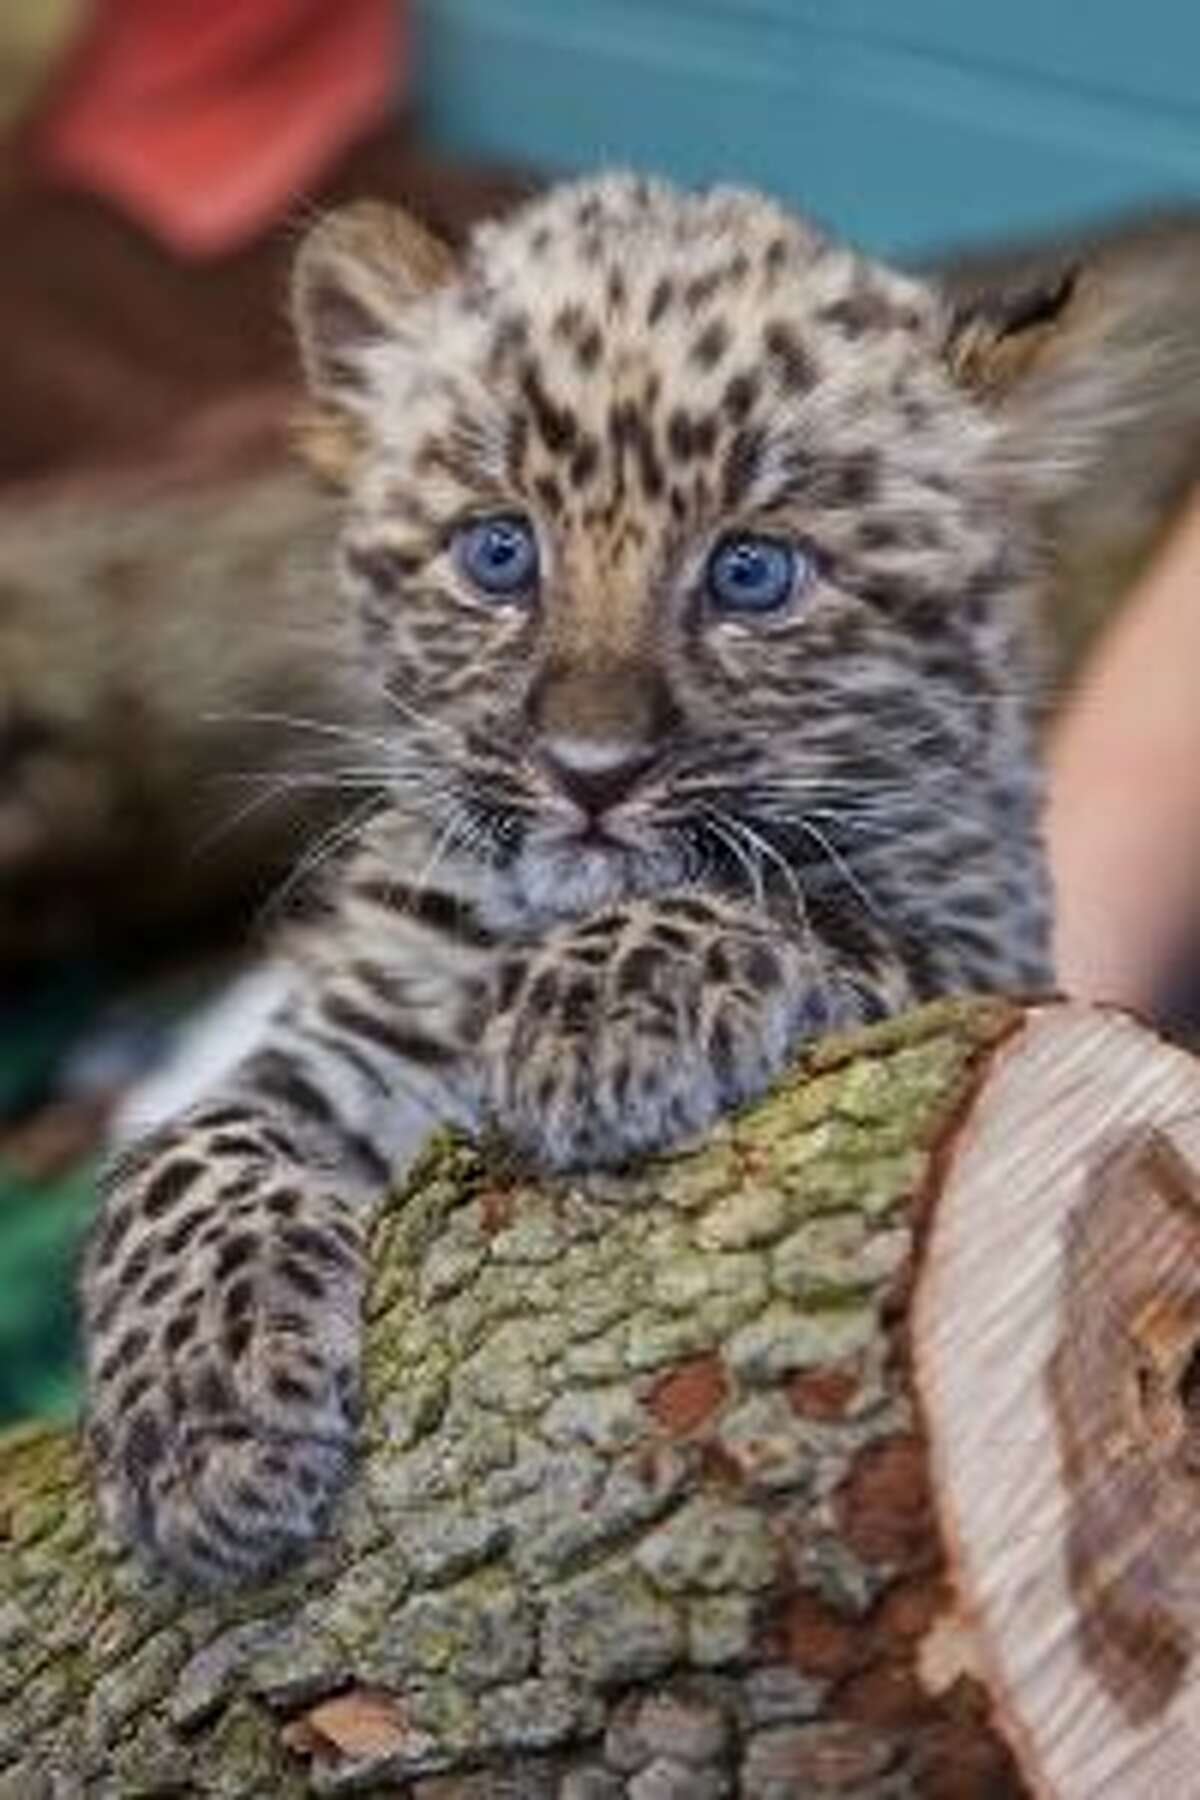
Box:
[457,176,938,376]
[362,175,982,529]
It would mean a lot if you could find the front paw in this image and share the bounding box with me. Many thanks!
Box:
[485,906,818,1170]
[83,1158,366,1586]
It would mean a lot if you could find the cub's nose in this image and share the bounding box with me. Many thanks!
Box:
[539,737,657,817]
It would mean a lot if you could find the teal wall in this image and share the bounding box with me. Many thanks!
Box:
[418,0,1200,256]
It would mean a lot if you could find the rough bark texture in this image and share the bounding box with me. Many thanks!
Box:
[0,998,1029,1798]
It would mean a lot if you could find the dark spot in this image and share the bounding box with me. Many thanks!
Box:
[608,400,664,500]
[163,1207,212,1258]
[353,879,494,948]
[120,1371,154,1412]
[662,897,718,925]
[266,1189,301,1220]
[321,993,456,1068]
[121,1241,154,1290]
[705,944,732,983]
[225,1319,253,1363]
[667,410,694,460]
[828,450,880,508]
[606,268,627,312]
[535,474,564,517]
[521,360,578,455]
[764,236,788,274]
[343,544,420,597]
[191,1105,256,1131]
[744,944,781,991]
[690,321,729,370]
[140,1158,206,1222]
[616,945,663,996]
[486,311,530,377]
[527,970,559,1017]
[569,437,599,489]
[224,1277,255,1321]
[721,427,766,509]
[233,1482,272,1514]
[215,1232,259,1282]
[246,1051,337,1127]
[709,1017,737,1086]
[647,277,674,325]
[504,411,529,482]
[652,923,692,952]
[684,269,722,310]
[294,1462,324,1498]
[723,372,759,423]
[763,323,816,393]
[819,285,902,338]
[281,1223,357,1271]
[279,1257,325,1302]
[208,1133,268,1160]
[93,1204,135,1269]
[577,327,603,372]
[122,1411,164,1482]
[496,957,526,1012]
[271,1371,314,1406]
[858,519,901,551]
[164,1311,199,1353]
[560,978,596,1034]
[140,1268,179,1308]
[552,301,584,341]
[195,1366,233,1415]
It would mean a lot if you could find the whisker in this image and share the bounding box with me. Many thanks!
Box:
[203,708,400,756]
[255,793,387,931]
[796,816,884,922]
[698,807,766,912]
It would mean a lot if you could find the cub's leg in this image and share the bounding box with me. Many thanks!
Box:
[81,968,474,1584]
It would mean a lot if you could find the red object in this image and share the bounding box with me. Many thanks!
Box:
[31,0,404,256]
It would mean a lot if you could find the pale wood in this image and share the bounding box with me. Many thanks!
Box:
[918,1004,1200,1798]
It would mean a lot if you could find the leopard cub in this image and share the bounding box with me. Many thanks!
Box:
[83,171,1095,1583]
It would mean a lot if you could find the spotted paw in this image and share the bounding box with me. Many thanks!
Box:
[82,1139,366,1585]
[485,900,820,1169]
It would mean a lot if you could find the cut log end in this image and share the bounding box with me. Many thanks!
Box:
[916,1005,1200,1797]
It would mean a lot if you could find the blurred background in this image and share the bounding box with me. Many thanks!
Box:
[1,0,1198,1424]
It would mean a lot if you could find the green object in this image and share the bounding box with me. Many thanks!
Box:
[0,963,105,1117]
[0,1161,94,1424]
[419,0,1200,255]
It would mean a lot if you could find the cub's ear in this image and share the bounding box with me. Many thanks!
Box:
[291,202,456,483]
[943,265,1079,403]
[939,262,1133,503]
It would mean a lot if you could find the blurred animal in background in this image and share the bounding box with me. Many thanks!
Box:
[0,455,351,962]
[931,210,1200,686]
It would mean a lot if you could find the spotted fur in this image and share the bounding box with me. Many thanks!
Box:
[82,172,1082,1583]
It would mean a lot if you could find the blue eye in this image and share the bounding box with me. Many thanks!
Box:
[454,514,539,598]
[706,534,807,615]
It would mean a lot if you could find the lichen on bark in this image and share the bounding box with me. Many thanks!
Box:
[0,997,1027,1797]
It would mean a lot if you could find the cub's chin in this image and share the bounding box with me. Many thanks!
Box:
[507,829,690,924]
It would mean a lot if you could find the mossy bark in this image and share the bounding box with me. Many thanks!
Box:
[0,997,1029,1799]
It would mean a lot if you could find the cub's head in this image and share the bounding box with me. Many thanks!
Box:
[292,174,1082,932]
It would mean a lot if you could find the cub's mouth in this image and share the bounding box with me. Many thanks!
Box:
[506,820,692,922]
